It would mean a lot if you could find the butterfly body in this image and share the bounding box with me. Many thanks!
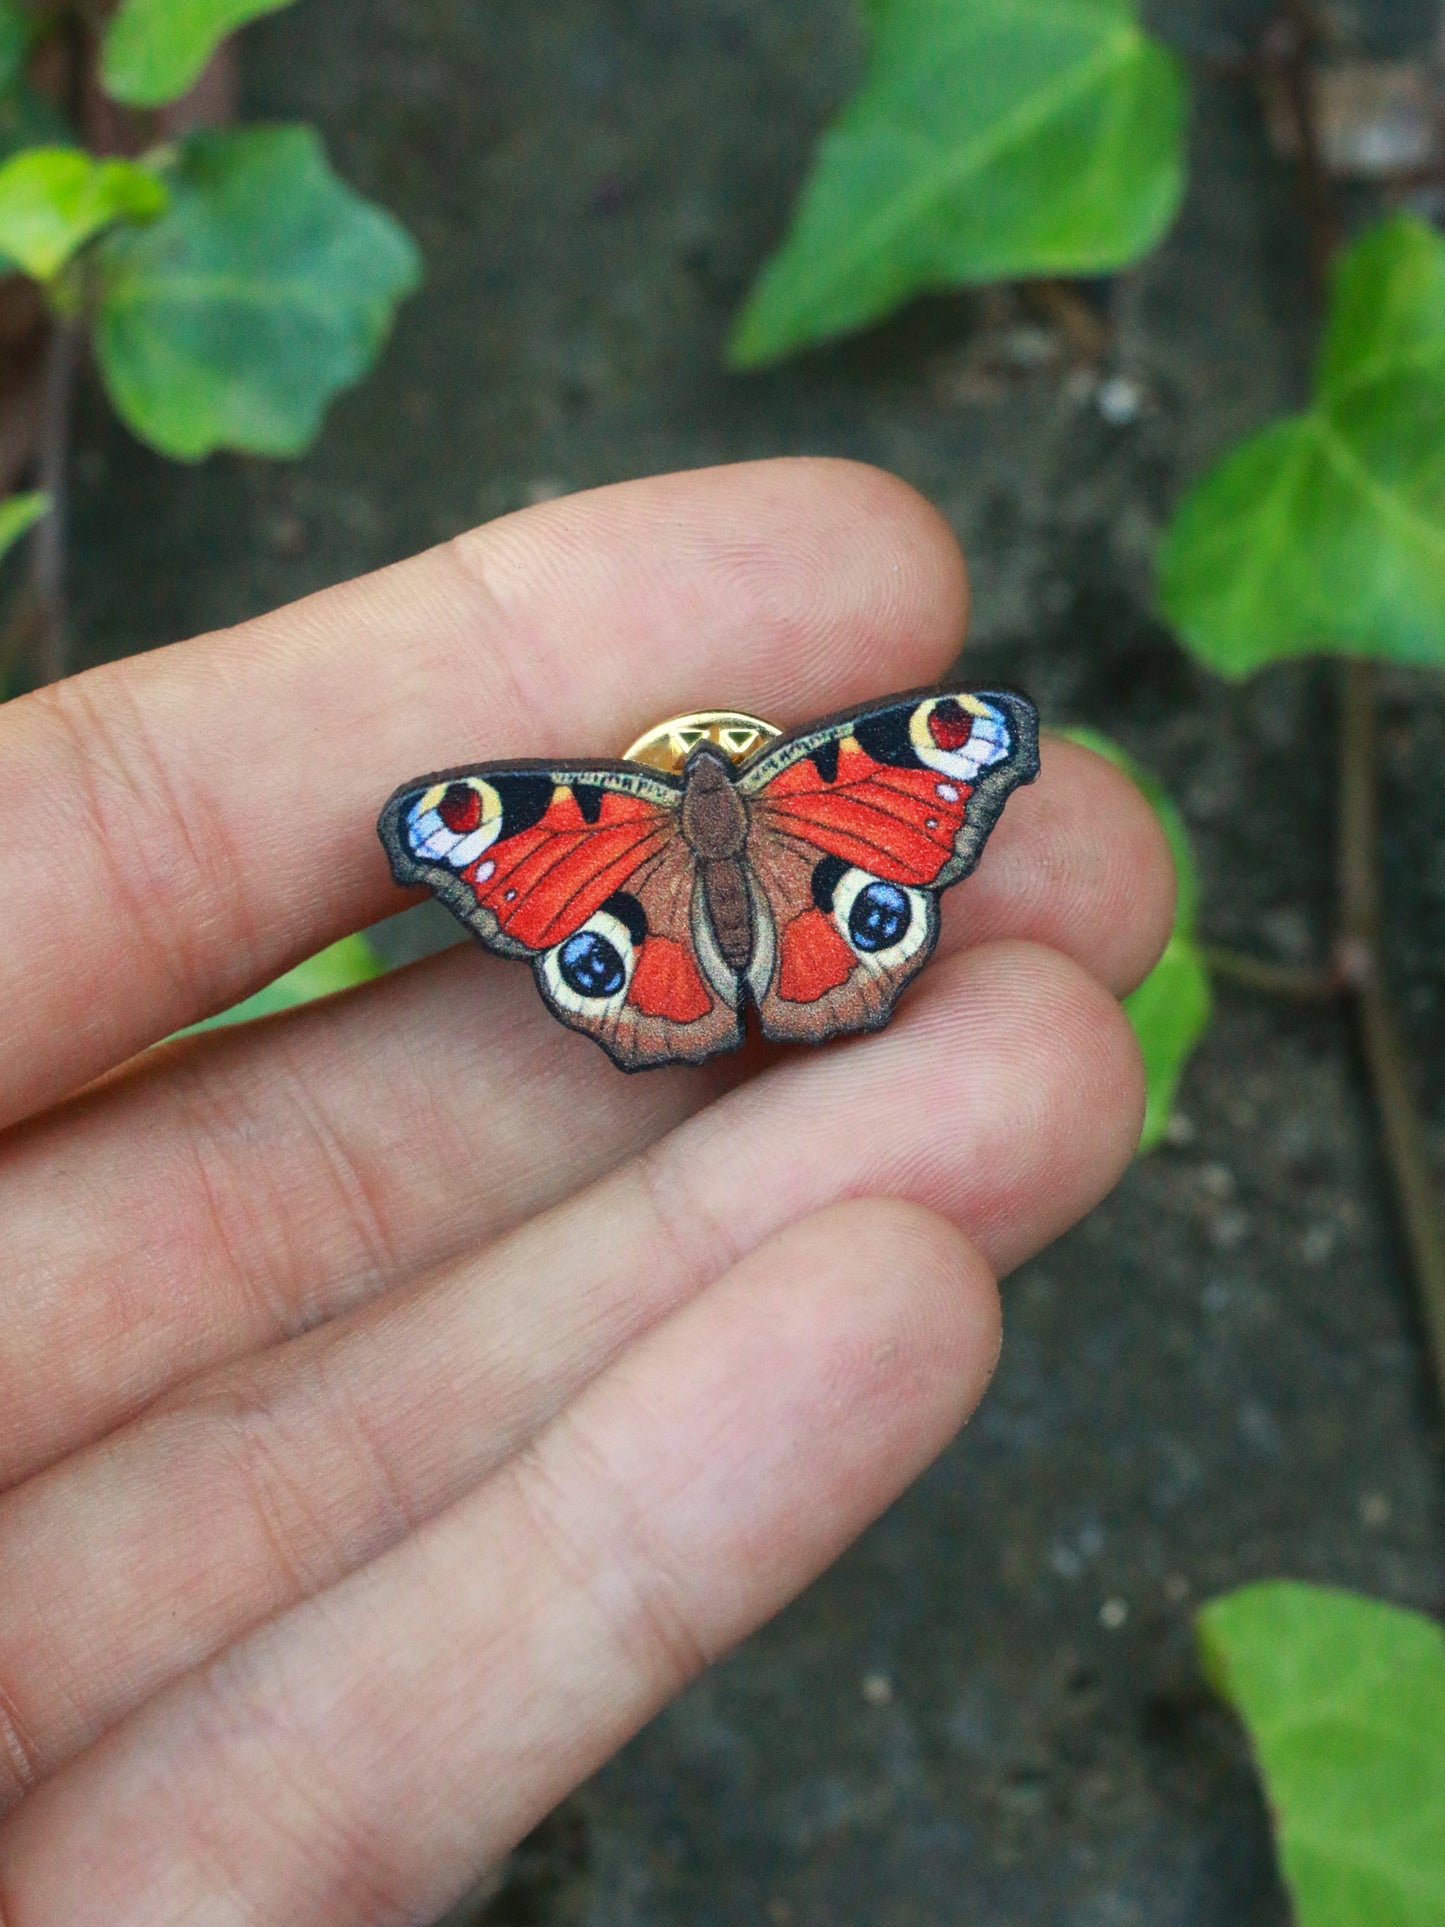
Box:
[379,685,1039,1071]
[679,747,754,971]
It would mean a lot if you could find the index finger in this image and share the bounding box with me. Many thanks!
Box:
[0,459,968,1131]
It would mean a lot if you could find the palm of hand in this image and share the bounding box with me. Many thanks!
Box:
[0,462,1171,1924]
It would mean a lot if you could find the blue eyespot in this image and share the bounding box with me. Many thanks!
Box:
[848,881,911,952]
[558,930,627,998]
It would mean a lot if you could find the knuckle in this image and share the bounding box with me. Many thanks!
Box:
[181,1643,414,1922]
[0,1673,39,1819]
[201,1371,343,1603]
[510,1410,712,1700]
[29,672,251,1019]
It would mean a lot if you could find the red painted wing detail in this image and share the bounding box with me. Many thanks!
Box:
[756,740,971,885]
[629,935,712,1021]
[776,909,856,1004]
[462,786,672,950]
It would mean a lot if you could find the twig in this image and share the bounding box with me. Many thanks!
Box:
[1266,0,1342,272]
[25,3,90,690]
[1266,1,1445,1405]
[1028,279,1111,362]
[30,315,80,686]
[1335,660,1445,1393]
[1204,946,1341,1000]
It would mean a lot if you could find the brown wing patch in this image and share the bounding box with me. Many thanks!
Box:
[535,835,744,1071]
[742,817,939,1046]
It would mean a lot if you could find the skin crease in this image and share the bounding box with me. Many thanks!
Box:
[0,461,1174,1924]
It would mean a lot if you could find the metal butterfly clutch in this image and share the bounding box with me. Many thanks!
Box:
[379,684,1039,1071]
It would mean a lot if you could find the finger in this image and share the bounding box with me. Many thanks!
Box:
[0,458,968,1130]
[949,734,1176,989]
[0,942,1140,1802]
[0,950,713,1491]
[0,1200,1001,1924]
[0,734,1170,1490]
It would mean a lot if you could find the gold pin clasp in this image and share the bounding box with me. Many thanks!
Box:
[623,709,781,776]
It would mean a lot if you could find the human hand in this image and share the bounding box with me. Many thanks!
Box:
[0,460,1172,1923]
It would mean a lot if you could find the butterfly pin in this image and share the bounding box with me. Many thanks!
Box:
[378,685,1040,1071]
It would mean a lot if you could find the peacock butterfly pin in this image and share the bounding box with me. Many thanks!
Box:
[378,685,1040,1071]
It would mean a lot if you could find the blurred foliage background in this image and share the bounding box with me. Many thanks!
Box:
[2,0,1443,1922]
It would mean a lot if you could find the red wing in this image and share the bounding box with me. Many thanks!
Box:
[754,746,967,883]
[737,688,1038,1045]
[380,764,677,953]
[378,761,742,1071]
[739,687,1038,889]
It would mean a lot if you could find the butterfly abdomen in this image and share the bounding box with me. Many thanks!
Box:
[680,747,754,972]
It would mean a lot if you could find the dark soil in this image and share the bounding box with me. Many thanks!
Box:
[60,1,1445,1921]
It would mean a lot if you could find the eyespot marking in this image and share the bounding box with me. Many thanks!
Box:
[558,929,627,998]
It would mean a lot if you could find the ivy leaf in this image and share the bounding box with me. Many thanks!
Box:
[0,147,165,281]
[729,0,1188,367]
[1122,934,1211,1151]
[1064,727,1210,1150]
[182,933,385,1034]
[102,0,300,108]
[1160,214,1445,675]
[1199,1583,1445,1926]
[94,126,422,460]
[0,490,47,564]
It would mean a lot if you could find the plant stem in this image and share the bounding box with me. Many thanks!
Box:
[1265,0,1445,1406]
[1335,661,1445,1394]
[1203,947,1341,1001]
[30,315,79,686]
[1266,0,1341,272]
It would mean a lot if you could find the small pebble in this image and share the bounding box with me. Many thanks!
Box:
[266,513,307,558]
[1096,375,1142,424]
[1359,1490,1392,1530]
[1302,1222,1337,1265]
[1208,1207,1251,1252]
[1001,323,1059,369]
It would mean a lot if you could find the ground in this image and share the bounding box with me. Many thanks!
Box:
[62,0,1445,1920]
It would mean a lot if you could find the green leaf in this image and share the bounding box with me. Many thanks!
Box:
[183,933,385,1034]
[729,0,1188,367]
[1160,214,1445,675]
[0,146,166,280]
[1122,934,1211,1150]
[0,489,47,563]
[1199,1583,1445,1927]
[94,125,422,460]
[1063,727,1211,1150]
[102,0,299,108]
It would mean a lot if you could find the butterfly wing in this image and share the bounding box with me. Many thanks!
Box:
[737,688,1039,1044]
[378,760,744,1070]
